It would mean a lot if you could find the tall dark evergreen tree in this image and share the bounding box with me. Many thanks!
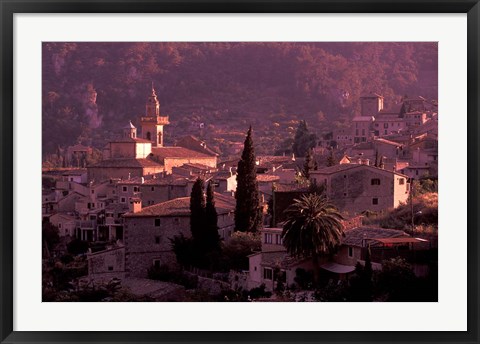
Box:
[205,181,221,251]
[292,120,317,157]
[190,177,206,244]
[303,148,315,180]
[235,126,262,232]
[326,149,337,167]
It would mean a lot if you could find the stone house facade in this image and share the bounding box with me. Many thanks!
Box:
[310,163,409,214]
[123,193,235,278]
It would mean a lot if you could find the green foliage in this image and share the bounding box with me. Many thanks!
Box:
[326,149,337,167]
[282,194,344,257]
[205,181,221,252]
[67,238,89,255]
[348,248,374,301]
[294,268,314,290]
[147,264,198,289]
[42,42,437,156]
[235,127,262,232]
[170,233,195,268]
[221,232,261,271]
[302,148,315,180]
[190,177,207,243]
[314,280,349,302]
[42,221,60,253]
[282,194,344,286]
[365,192,438,231]
[413,178,438,195]
[292,120,317,157]
[377,257,416,301]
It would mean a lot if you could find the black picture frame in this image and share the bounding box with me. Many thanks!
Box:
[1,1,479,343]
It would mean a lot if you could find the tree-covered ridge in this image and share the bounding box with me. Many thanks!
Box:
[42,42,437,155]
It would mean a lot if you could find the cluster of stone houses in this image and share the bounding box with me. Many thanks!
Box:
[318,93,438,179]
[246,223,431,292]
[43,89,434,293]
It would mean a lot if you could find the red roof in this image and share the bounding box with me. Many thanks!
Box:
[124,192,235,218]
[152,147,214,160]
[89,158,162,169]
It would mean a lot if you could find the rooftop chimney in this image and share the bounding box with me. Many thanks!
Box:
[129,197,142,213]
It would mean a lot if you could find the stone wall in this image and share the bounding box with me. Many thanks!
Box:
[87,246,125,275]
[124,216,191,278]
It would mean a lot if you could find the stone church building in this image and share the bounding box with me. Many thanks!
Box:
[88,86,217,181]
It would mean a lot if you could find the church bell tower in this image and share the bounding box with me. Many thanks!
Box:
[140,84,169,147]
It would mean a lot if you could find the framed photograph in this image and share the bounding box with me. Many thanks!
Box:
[1,0,479,343]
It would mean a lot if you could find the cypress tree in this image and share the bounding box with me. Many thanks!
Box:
[205,181,221,251]
[303,148,315,180]
[235,126,261,232]
[292,120,317,157]
[190,177,206,245]
[326,149,337,167]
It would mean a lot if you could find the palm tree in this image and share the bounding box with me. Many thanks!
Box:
[281,194,344,286]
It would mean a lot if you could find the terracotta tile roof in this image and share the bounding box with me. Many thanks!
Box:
[273,183,309,193]
[61,169,87,176]
[142,175,190,186]
[175,135,219,156]
[89,158,163,169]
[311,163,408,178]
[374,138,402,147]
[342,227,408,247]
[110,137,153,144]
[256,174,281,183]
[151,147,214,160]
[124,192,235,217]
[352,142,374,150]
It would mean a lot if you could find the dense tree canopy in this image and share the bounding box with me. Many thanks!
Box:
[42,42,437,155]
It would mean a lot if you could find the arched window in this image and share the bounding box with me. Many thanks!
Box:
[146,132,151,141]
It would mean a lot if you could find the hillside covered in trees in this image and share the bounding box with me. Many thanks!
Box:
[42,42,437,156]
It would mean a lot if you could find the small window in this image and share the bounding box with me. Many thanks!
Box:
[348,247,354,258]
[151,187,155,191]
[372,198,379,205]
[263,268,273,280]
[58,223,62,228]
[91,190,94,194]
[120,197,126,203]
[122,186,127,192]
[344,175,347,178]
[344,192,347,197]
[108,266,113,271]
[155,236,161,244]
[371,178,380,185]
[399,178,405,185]
[133,186,139,192]
[154,218,161,227]
[153,259,161,268]
[112,190,116,194]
